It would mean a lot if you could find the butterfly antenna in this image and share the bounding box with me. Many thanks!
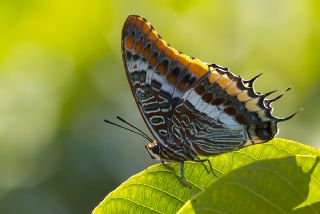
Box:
[104,119,153,143]
[116,116,153,142]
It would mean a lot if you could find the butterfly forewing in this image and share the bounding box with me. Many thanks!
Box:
[121,16,206,148]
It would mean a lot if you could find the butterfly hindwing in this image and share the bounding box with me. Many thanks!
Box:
[171,64,281,156]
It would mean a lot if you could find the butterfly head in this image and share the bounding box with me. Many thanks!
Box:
[145,140,160,160]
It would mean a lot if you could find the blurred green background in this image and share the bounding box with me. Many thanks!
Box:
[0,0,319,213]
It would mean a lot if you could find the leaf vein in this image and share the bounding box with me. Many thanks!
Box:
[250,165,319,214]
[125,182,185,204]
[144,170,204,191]
[106,197,164,214]
[223,182,288,214]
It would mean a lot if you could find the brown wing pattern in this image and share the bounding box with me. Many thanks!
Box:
[122,15,296,160]
[171,64,297,156]
[121,15,211,149]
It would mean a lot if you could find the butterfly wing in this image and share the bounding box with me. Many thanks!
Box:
[121,15,209,147]
[171,63,292,156]
[122,15,295,159]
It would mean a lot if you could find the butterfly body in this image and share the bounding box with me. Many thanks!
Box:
[120,15,297,182]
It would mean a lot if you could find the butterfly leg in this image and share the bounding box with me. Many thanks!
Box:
[193,157,210,173]
[180,161,192,189]
[193,159,216,177]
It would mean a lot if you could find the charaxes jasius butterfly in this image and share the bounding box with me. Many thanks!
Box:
[106,15,298,188]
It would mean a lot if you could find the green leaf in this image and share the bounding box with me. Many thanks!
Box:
[92,139,320,214]
[178,155,320,214]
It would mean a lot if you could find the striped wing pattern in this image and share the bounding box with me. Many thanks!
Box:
[121,15,295,162]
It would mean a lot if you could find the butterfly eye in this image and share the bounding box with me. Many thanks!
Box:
[151,144,160,155]
[145,144,159,159]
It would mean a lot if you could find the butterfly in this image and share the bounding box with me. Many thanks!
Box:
[106,15,298,188]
